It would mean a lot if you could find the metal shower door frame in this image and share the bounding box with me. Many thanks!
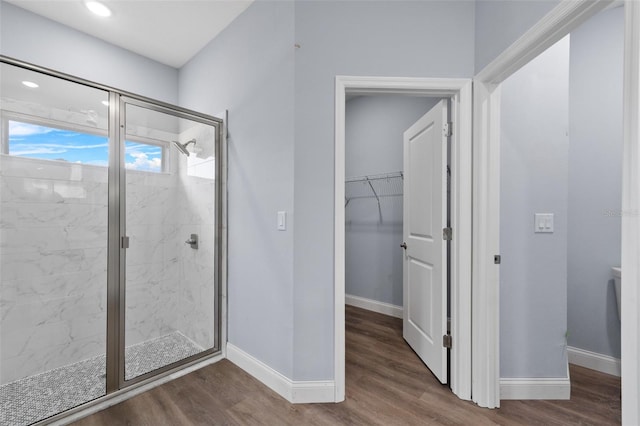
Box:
[0,56,224,406]
[110,95,224,391]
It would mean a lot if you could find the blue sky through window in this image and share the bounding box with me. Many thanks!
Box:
[8,121,163,172]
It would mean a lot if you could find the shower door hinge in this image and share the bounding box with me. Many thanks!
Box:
[443,333,452,349]
[443,227,452,241]
[121,236,129,249]
[443,122,453,137]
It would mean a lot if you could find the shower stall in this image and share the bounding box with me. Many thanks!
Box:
[0,59,223,425]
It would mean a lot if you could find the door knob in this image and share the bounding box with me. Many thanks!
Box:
[400,242,407,250]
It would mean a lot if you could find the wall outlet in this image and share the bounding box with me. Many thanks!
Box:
[534,213,554,233]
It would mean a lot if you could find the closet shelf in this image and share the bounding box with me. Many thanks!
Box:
[345,171,403,208]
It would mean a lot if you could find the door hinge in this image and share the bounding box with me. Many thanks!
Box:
[443,122,453,137]
[121,236,129,249]
[443,227,452,241]
[443,334,452,349]
[494,254,501,264]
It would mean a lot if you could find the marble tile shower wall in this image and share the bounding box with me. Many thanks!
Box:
[124,170,181,347]
[0,139,217,384]
[0,156,184,384]
[174,123,216,350]
[0,156,109,385]
[177,176,215,349]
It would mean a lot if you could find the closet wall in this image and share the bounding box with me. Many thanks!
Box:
[345,95,438,308]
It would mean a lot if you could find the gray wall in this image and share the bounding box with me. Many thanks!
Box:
[475,0,560,73]
[178,1,296,378]
[0,1,178,104]
[345,95,438,307]
[500,36,570,378]
[567,6,623,359]
[293,0,475,380]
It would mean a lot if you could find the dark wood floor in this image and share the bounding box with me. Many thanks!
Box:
[74,305,621,425]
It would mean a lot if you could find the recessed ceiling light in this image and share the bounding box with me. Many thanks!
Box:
[22,81,39,88]
[101,100,109,106]
[85,1,112,18]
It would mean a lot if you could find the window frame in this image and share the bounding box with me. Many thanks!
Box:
[1,111,169,173]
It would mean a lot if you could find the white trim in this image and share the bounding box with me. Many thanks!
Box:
[622,2,640,424]
[345,294,403,318]
[335,76,473,403]
[568,346,621,377]
[472,0,617,410]
[500,377,571,400]
[291,381,336,403]
[226,343,335,404]
[471,80,502,409]
[476,1,614,84]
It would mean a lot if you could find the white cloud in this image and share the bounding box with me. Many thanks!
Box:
[9,122,54,137]
[125,151,161,172]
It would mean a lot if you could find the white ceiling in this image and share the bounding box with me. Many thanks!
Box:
[5,0,253,68]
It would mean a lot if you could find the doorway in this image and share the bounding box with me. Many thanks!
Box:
[494,6,623,413]
[472,0,636,418]
[344,95,448,383]
[334,76,472,402]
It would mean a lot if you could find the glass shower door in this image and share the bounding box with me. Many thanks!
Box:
[121,99,219,382]
[0,62,109,425]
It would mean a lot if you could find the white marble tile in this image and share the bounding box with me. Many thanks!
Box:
[0,156,109,183]
[0,226,107,254]
[43,333,105,372]
[181,181,215,225]
[1,320,73,360]
[0,247,107,282]
[177,299,215,350]
[0,147,222,386]
[0,202,107,229]
[125,170,177,188]
[126,184,176,226]
[1,270,106,304]
[1,327,107,383]
[0,177,108,205]
[125,262,172,286]
[125,279,178,346]
[0,289,105,339]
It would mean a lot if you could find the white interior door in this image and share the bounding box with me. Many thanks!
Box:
[402,99,448,384]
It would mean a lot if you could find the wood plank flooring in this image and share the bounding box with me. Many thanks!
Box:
[74,306,621,425]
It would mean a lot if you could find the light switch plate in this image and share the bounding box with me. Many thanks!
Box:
[277,211,286,231]
[534,213,554,233]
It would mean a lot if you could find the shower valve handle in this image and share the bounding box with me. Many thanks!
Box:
[185,234,198,249]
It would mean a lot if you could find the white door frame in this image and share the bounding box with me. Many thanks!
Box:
[472,1,640,422]
[334,76,473,402]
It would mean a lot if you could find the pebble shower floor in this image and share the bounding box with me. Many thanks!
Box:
[0,332,202,426]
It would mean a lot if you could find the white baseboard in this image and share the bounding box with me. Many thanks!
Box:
[345,294,403,318]
[568,346,621,377]
[500,377,571,400]
[226,343,335,403]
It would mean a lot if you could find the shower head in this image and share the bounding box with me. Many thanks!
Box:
[172,139,196,157]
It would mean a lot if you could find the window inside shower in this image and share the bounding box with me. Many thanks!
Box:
[4,119,167,173]
[0,61,221,426]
